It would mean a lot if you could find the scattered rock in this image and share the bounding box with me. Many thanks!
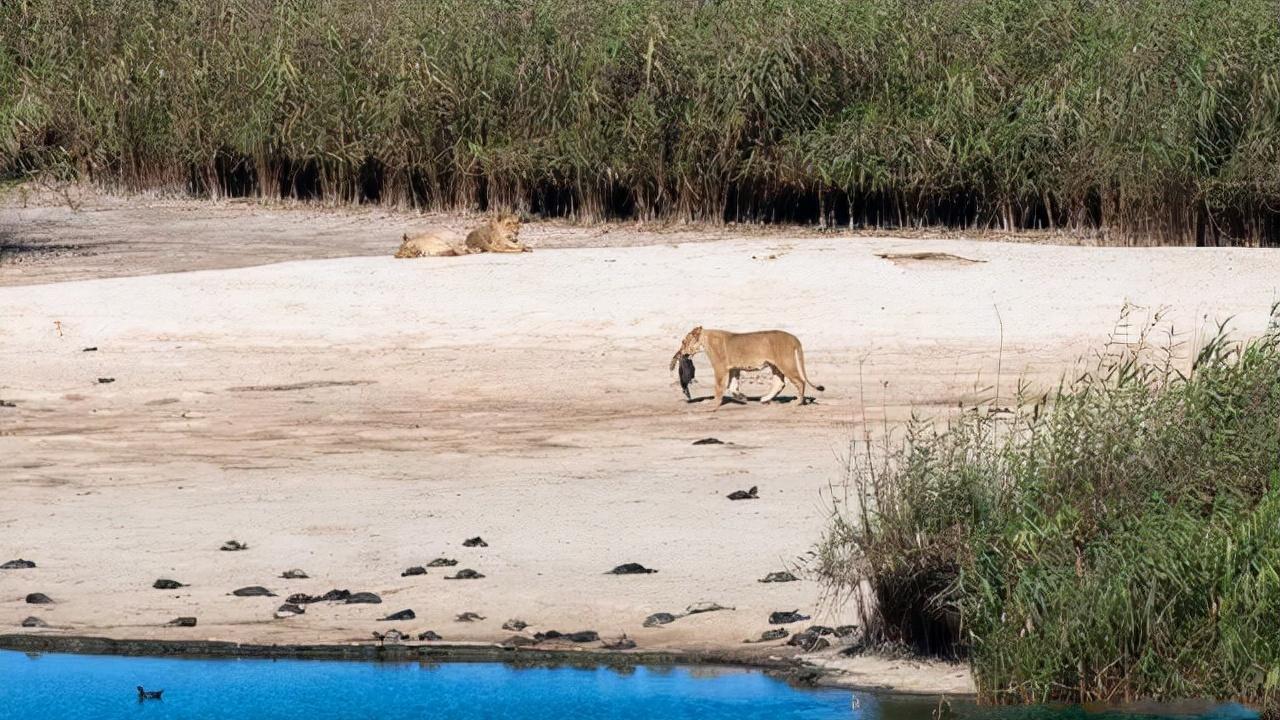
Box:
[806,625,837,636]
[758,571,798,583]
[607,563,657,575]
[727,486,759,500]
[321,589,352,602]
[455,612,485,622]
[501,619,528,632]
[768,610,811,625]
[834,625,858,637]
[401,566,427,577]
[787,631,831,652]
[287,593,319,605]
[275,603,305,619]
[445,569,484,580]
[685,602,732,615]
[152,579,186,590]
[231,586,276,597]
[534,630,599,643]
[373,629,407,643]
[426,558,458,567]
[20,616,48,628]
[462,537,488,547]
[602,634,637,650]
[502,635,538,647]
[220,540,248,552]
[345,592,382,604]
[24,593,53,604]
[1,559,36,570]
[643,613,677,627]
[380,609,416,621]
[167,617,198,627]
[97,377,115,384]
[0,400,15,408]
[82,347,97,352]
[692,438,724,445]
[417,630,443,641]
[280,569,309,579]
[744,628,790,643]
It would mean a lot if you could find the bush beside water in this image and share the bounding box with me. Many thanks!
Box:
[819,310,1280,708]
[2,0,1279,244]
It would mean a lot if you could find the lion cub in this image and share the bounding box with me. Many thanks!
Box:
[394,215,530,258]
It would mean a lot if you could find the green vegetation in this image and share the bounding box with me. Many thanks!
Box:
[819,308,1280,707]
[2,1,1279,243]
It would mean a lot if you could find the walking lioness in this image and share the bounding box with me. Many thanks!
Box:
[669,327,824,408]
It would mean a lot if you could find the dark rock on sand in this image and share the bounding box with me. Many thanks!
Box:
[152,578,186,589]
[607,563,657,575]
[380,609,416,621]
[834,625,858,637]
[727,486,759,500]
[768,610,811,625]
[401,566,427,577]
[97,377,115,384]
[455,612,485,622]
[286,589,353,604]
[806,625,836,636]
[445,569,484,580]
[373,629,407,643]
[275,603,305,619]
[1,559,36,570]
[220,540,248,551]
[744,628,790,643]
[602,635,637,650]
[501,619,529,632]
[83,347,97,352]
[787,631,831,652]
[24,593,54,604]
[502,635,538,647]
[534,630,599,643]
[417,631,443,641]
[280,569,309,579]
[167,617,198,627]
[692,438,724,445]
[426,558,458,567]
[345,592,382,604]
[20,616,48,628]
[462,537,488,547]
[643,613,677,627]
[231,586,276,597]
[758,571,799,583]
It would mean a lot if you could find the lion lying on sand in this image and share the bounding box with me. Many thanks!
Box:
[670,326,825,409]
[395,215,530,258]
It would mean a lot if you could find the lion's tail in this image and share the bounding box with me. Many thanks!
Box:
[794,346,825,392]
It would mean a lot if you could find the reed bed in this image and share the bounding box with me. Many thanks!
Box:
[2,0,1279,244]
[818,308,1280,707]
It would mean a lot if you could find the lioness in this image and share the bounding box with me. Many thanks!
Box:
[394,231,462,258]
[669,326,825,408]
[465,214,530,254]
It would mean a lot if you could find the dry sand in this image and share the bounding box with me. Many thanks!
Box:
[2,195,1278,694]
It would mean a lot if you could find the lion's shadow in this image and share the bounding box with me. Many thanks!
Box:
[685,394,813,406]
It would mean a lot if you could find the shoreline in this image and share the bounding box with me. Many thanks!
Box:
[0,633,965,696]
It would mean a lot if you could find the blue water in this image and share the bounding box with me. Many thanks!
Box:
[0,650,1260,720]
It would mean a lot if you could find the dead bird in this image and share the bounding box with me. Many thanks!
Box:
[727,486,758,500]
[677,354,696,400]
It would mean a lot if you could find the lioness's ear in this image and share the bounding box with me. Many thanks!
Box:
[691,326,702,338]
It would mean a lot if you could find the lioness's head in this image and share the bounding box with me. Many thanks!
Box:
[495,214,521,240]
[669,326,704,370]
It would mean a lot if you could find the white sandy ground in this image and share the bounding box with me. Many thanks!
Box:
[2,196,1279,695]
